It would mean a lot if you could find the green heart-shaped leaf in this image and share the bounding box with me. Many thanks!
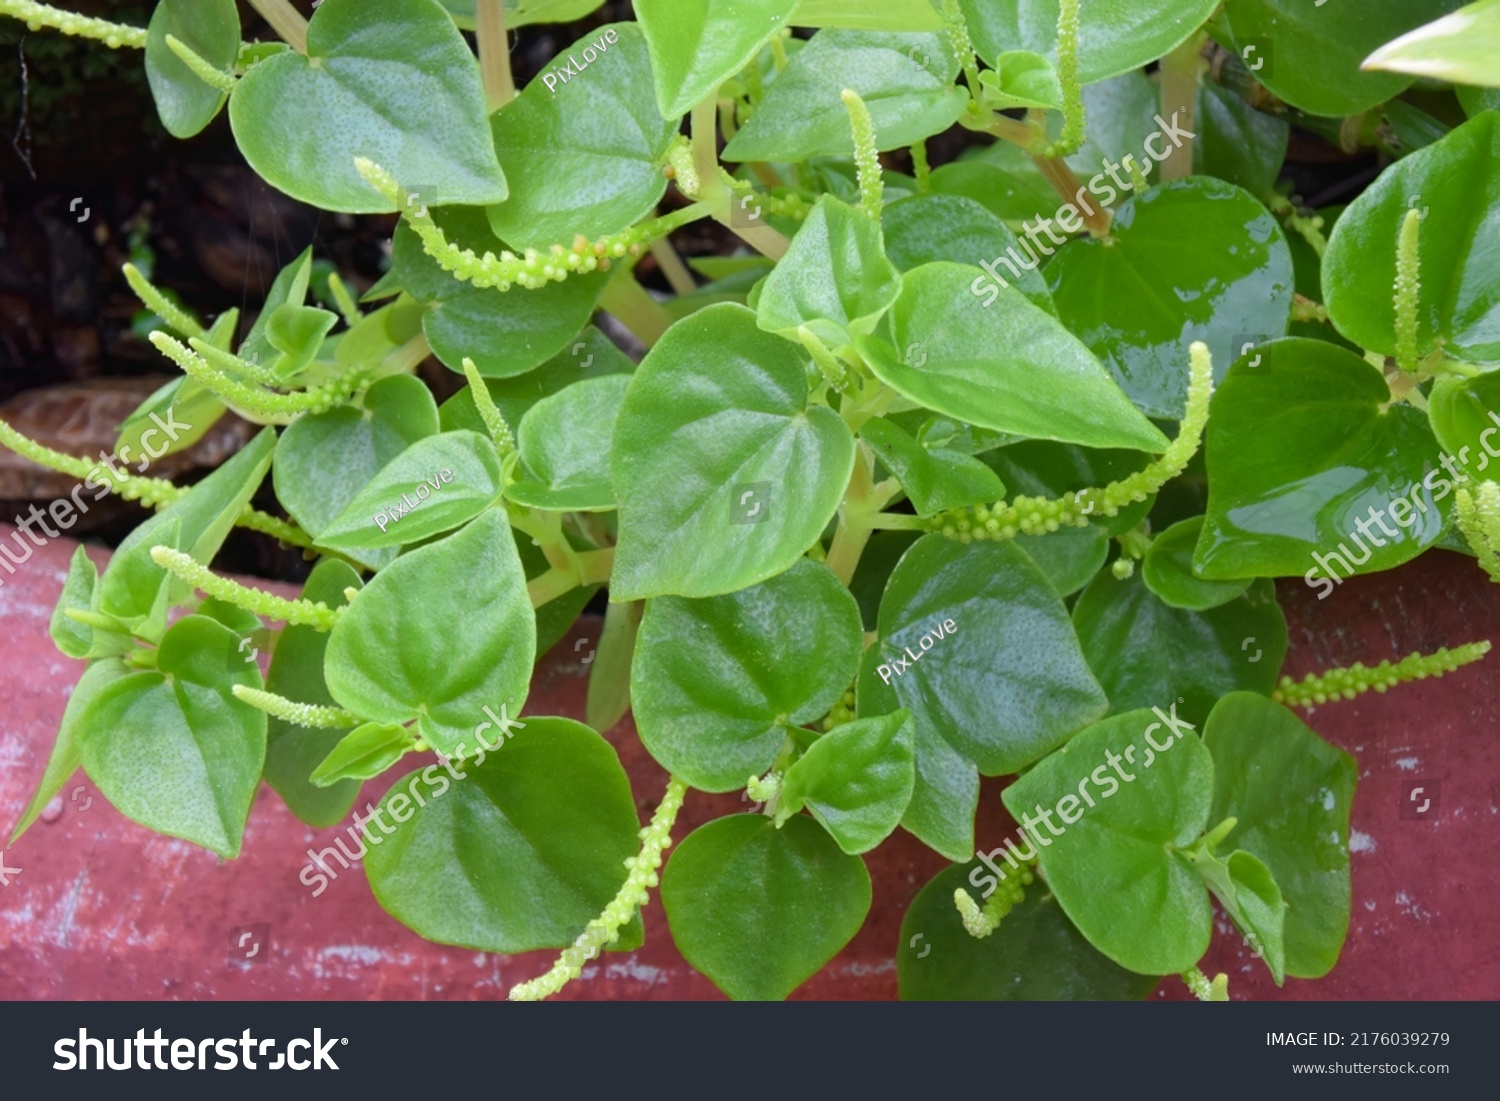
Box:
[325,509,535,757]
[723,30,966,163]
[1046,177,1294,420]
[1195,82,1289,202]
[228,0,507,213]
[859,416,1006,517]
[1324,111,1500,365]
[311,722,417,787]
[366,717,641,952]
[1194,339,1447,583]
[876,534,1107,775]
[76,617,266,857]
[1363,0,1500,87]
[508,375,630,512]
[1001,708,1216,975]
[977,50,1062,111]
[1428,371,1500,482]
[632,558,864,792]
[316,430,504,552]
[1072,572,1286,726]
[611,304,855,599]
[487,24,677,248]
[1195,848,1287,984]
[636,0,799,119]
[1203,692,1356,979]
[756,195,901,346]
[858,263,1169,451]
[959,0,1220,85]
[897,863,1158,1000]
[778,711,915,854]
[1143,516,1253,610]
[145,0,239,138]
[263,560,364,828]
[856,643,977,862]
[661,814,871,1000]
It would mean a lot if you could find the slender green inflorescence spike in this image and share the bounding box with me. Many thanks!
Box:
[188,337,284,386]
[123,264,205,339]
[953,863,1032,939]
[746,770,781,807]
[1182,966,1229,1002]
[509,777,688,1002]
[460,357,516,459]
[798,327,851,394]
[841,89,884,218]
[150,332,366,420]
[926,342,1214,543]
[150,546,342,630]
[664,134,700,199]
[1274,641,1492,708]
[0,0,147,47]
[1047,0,1085,157]
[164,34,238,93]
[231,686,360,729]
[354,158,706,292]
[1394,207,1423,374]
[1455,481,1500,580]
[940,0,983,103]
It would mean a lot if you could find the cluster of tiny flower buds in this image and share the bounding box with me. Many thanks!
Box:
[1273,642,1492,708]
[820,689,857,732]
[953,863,1034,939]
[1,0,147,48]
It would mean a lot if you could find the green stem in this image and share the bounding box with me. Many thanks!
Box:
[509,777,688,1001]
[598,270,674,347]
[1030,154,1111,237]
[124,264,204,339]
[474,0,515,111]
[150,546,341,630]
[0,0,147,47]
[1156,32,1204,182]
[826,445,877,585]
[911,140,931,193]
[150,332,367,422]
[246,0,308,54]
[648,234,698,296]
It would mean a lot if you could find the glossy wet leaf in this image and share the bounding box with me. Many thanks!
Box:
[897,863,1158,1000]
[611,304,855,600]
[636,0,799,119]
[984,439,1155,538]
[1072,573,1286,726]
[632,558,863,792]
[316,431,504,552]
[486,25,676,249]
[366,718,641,952]
[75,616,266,858]
[1211,0,1464,117]
[325,509,535,758]
[145,0,239,139]
[778,711,915,854]
[1001,708,1216,975]
[228,0,507,213]
[1365,0,1500,87]
[274,374,438,569]
[311,722,417,787]
[858,263,1169,452]
[94,428,276,642]
[856,643,977,863]
[1046,177,1294,420]
[791,0,944,29]
[263,560,363,828]
[756,195,901,345]
[1203,692,1356,979]
[1143,516,1253,610]
[1014,526,1109,598]
[959,0,1220,84]
[1428,371,1500,482]
[661,814,871,1000]
[881,193,1053,313]
[928,157,1057,228]
[860,416,1005,517]
[875,534,1107,775]
[1195,83,1289,202]
[1323,112,1500,365]
[723,30,966,163]
[1194,339,1447,583]
[439,0,607,30]
[393,215,605,378]
[9,658,127,845]
[509,375,629,511]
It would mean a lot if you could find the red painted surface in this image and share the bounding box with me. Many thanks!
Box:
[1,523,1497,1000]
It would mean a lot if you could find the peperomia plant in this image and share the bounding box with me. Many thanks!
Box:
[4,0,1498,1001]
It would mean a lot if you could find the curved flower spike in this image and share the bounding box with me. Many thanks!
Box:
[0,0,147,48]
[1274,641,1491,708]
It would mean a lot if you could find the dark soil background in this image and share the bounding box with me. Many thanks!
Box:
[0,1,1405,583]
